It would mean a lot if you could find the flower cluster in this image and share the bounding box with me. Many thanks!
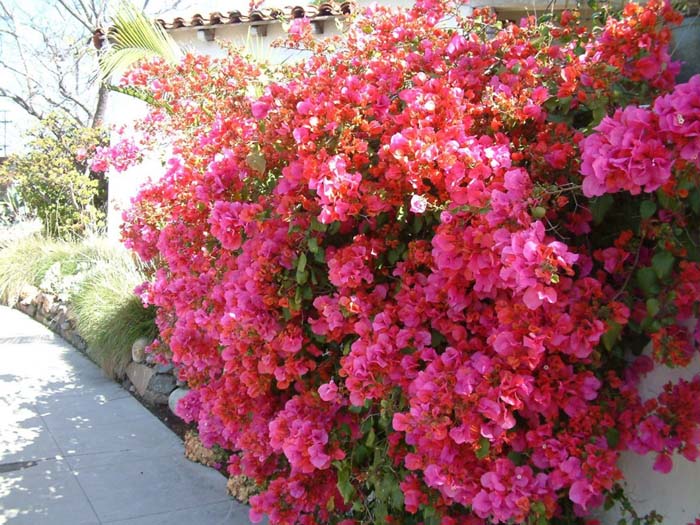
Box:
[90,137,142,173]
[115,1,700,524]
[580,74,700,197]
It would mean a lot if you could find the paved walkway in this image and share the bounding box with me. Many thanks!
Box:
[0,306,253,525]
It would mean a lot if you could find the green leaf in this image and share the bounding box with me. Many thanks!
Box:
[302,285,313,300]
[591,103,608,127]
[590,194,614,225]
[308,237,319,253]
[606,427,620,448]
[430,329,446,348]
[476,437,490,459]
[107,85,173,113]
[604,495,615,510]
[310,218,327,232]
[374,500,388,525]
[365,427,376,448]
[689,188,700,214]
[352,444,370,465]
[602,321,622,351]
[531,206,546,219]
[295,253,308,285]
[336,464,354,503]
[290,287,302,311]
[640,200,657,220]
[507,450,525,466]
[297,252,307,273]
[651,251,675,280]
[412,215,424,234]
[657,188,676,211]
[636,267,659,296]
[422,506,440,525]
[646,298,660,317]
[246,148,266,174]
[296,270,308,286]
[99,0,182,81]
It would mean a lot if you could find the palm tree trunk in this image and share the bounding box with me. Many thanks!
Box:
[92,83,108,128]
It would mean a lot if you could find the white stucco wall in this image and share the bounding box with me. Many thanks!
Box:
[104,92,162,243]
[598,353,700,524]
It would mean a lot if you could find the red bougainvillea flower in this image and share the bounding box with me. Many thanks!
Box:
[113,1,700,524]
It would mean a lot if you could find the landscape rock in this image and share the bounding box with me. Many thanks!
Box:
[168,387,189,415]
[18,284,40,303]
[131,337,150,363]
[38,293,54,315]
[150,373,176,395]
[17,301,36,317]
[126,362,155,397]
[154,362,174,374]
[70,333,87,351]
[142,373,176,405]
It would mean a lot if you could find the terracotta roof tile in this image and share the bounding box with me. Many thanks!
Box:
[93,2,353,47]
[155,2,353,31]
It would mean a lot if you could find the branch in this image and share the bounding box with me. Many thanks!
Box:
[54,0,93,32]
[0,86,44,121]
[57,76,93,119]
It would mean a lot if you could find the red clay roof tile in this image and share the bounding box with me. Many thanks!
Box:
[155,2,353,30]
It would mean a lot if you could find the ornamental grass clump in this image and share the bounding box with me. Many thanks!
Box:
[69,254,157,378]
[108,0,700,523]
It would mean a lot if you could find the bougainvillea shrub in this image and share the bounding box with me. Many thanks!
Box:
[111,1,700,523]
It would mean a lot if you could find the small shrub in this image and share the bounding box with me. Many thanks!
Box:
[0,113,108,238]
[0,235,67,304]
[0,184,32,227]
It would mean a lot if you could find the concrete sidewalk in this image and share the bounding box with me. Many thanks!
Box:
[0,306,253,525]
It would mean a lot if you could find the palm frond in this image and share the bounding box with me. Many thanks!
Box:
[107,84,174,113]
[99,0,181,81]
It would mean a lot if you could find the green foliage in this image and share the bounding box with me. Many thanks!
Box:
[70,257,157,378]
[0,183,31,226]
[99,0,181,81]
[0,234,157,377]
[0,113,108,238]
[108,84,173,113]
[0,235,80,304]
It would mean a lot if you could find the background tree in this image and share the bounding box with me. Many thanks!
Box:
[0,112,108,237]
[0,0,186,148]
